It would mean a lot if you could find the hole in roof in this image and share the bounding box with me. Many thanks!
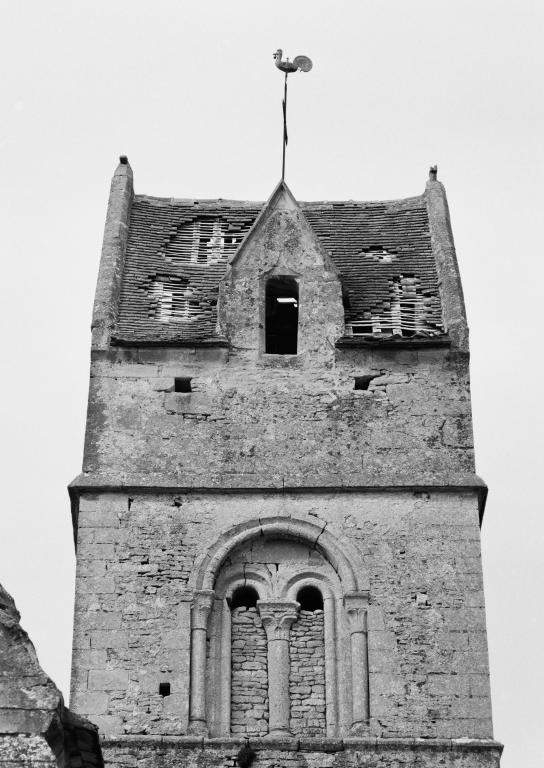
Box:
[148,276,209,324]
[358,248,397,263]
[159,217,253,265]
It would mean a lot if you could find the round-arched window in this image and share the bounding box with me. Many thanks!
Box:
[296,585,324,611]
[230,585,259,609]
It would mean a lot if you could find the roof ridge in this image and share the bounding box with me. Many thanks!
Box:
[133,193,427,207]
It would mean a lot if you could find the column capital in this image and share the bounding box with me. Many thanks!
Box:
[344,591,369,633]
[191,589,215,630]
[258,600,299,641]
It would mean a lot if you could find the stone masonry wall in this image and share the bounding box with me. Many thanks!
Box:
[70,490,492,739]
[289,610,326,736]
[83,185,473,489]
[82,344,474,488]
[230,607,268,736]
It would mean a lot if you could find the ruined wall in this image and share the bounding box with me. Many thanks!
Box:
[289,610,326,736]
[230,607,268,736]
[70,490,491,740]
[0,583,103,768]
[82,343,473,487]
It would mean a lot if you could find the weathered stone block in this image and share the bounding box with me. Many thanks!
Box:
[88,669,129,690]
[90,630,128,649]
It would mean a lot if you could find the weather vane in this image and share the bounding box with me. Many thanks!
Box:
[273,49,313,181]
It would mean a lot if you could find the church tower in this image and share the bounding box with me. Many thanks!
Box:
[68,158,502,768]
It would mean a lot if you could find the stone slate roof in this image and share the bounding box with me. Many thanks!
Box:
[113,193,444,344]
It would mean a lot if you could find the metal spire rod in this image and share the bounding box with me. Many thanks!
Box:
[273,49,313,182]
[282,72,288,181]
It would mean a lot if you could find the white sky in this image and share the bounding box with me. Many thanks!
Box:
[0,2,542,766]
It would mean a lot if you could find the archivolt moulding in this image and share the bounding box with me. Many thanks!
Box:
[190,515,369,593]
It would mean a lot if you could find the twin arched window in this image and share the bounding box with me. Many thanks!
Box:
[203,536,363,738]
[187,519,370,739]
[228,581,325,736]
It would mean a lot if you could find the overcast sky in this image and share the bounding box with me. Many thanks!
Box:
[1,2,542,766]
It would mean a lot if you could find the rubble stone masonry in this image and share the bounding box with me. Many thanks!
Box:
[289,610,326,736]
[230,607,268,736]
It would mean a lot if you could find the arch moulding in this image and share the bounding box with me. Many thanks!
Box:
[190,515,369,593]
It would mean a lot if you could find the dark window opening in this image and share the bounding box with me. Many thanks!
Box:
[159,682,171,697]
[297,585,324,612]
[265,276,299,354]
[354,375,377,391]
[230,585,259,609]
[174,377,192,393]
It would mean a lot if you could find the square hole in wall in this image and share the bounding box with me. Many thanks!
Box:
[159,682,171,697]
[174,377,192,393]
[354,375,376,391]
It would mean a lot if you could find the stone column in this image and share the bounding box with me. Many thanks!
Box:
[344,591,370,732]
[188,589,214,735]
[258,600,299,738]
[322,594,338,736]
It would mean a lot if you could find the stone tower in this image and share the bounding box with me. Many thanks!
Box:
[68,159,502,768]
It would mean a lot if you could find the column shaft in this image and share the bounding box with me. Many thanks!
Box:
[258,600,300,739]
[188,589,214,735]
[344,592,370,732]
[267,638,291,735]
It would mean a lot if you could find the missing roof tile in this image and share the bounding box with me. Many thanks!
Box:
[148,276,211,324]
[159,217,254,265]
[359,247,397,263]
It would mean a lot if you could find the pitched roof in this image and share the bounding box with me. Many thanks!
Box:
[113,191,445,344]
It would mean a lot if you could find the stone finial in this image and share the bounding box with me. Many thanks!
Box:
[429,165,438,181]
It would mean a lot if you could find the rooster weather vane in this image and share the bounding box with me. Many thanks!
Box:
[273,49,313,180]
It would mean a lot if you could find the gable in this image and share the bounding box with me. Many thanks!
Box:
[218,181,344,359]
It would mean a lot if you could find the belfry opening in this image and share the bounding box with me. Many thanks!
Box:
[265,275,299,354]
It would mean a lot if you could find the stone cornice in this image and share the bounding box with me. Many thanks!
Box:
[100,735,503,754]
[68,478,488,548]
